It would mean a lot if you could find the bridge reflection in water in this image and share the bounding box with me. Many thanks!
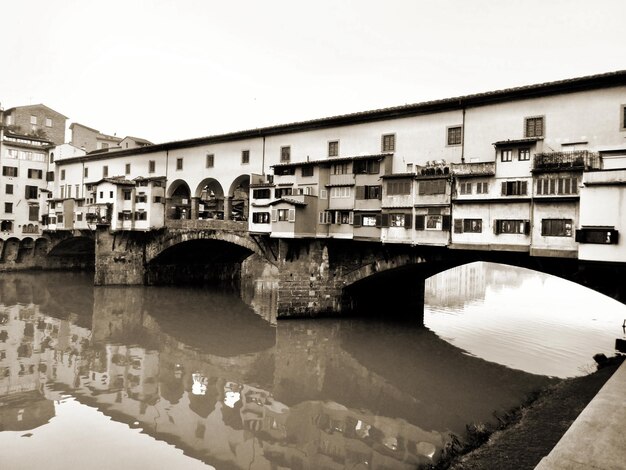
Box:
[0,272,556,470]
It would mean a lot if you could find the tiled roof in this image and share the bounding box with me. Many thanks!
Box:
[268,197,308,207]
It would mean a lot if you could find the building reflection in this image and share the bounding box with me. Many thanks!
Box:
[0,272,554,469]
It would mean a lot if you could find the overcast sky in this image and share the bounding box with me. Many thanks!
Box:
[2,0,624,144]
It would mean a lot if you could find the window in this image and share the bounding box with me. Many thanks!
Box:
[275,187,293,198]
[353,159,380,174]
[84,167,89,178]
[135,195,147,203]
[525,116,544,138]
[46,118,52,127]
[149,160,156,173]
[519,148,531,161]
[5,184,13,195]
[415,213,451,231]
[501,149,513,162]
[419,179,446,195]
[280,146,291,163]
[1,220,13,231]
[253,188,271,199]
[389,213,412,228]
[328,140,339,157]
[386,180,411,195]
[25,186,38,199]
[153,196,163,203]
[332,162,349,175]
[176,158,183,170]
[361,215,378,227]
[621,105,626,131]
[575,227,619,244]
[134,211,147,221]
[301,166,314,177]
[382,134,395,152]
[103,166,108,178]
[494,219,530,235]
[252,212,270,224]
[123,190,132,201]
[46,171,54,182]
[125,163,131,175]
[501,180,528,196]
[101,142,109,149]
[76,213,83,222]
[28,169,43,179]
[542,219,572,237]
[454,218,482,233]
[330,186,351,198]
[67,185,72,198]
[3,166,18,177]
[356,185,381,199]
[4,203,13,213]
[459,182,472,195]
[274,166,295,176]
[109,191,113,198]
[60,169,65,180]
[334,211,352,225]
[447,126,462,146]
[536,177,578,195]
[241,150,250,164]
[276,208,294,222]
[29,205,39,221]
[99,191,104,199]
[206,154,214,168]
[30,115,37,125]
[476,182,489,194]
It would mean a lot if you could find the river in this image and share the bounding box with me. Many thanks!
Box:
[0,263,624,470]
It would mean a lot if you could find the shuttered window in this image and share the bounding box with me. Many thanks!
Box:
[525,116,544,138]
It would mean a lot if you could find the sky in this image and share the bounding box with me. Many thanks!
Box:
[2,0,625,144]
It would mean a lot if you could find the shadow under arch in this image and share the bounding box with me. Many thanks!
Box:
[228,174,250,221]
[47,236,95,258]
[1,237,21,263]
[145,237,255,286]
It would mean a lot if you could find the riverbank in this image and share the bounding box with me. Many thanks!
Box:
[439,355,625,470]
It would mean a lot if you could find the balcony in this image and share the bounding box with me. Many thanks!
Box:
[533,151,601,173]
[451,162,495,177]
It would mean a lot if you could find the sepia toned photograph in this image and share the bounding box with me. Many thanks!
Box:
[1,1,625,469]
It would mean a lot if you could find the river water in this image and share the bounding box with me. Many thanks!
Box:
[0,263,624,470]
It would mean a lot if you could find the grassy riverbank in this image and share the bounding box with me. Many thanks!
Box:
[435,355,624,470]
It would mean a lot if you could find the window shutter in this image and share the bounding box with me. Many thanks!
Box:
[370,160,380,174]
[442,215,451,231]
[454,219,463,233]
[348,211,354,225]
[541,219,548,236]
[375,214,383,227]
[377,185,382,200]
[381,213,389,227]
[524,220,531,235]
[418,183,426,195]
[415,215,425,230]
[271,210,277,222]
[320,189,328,199]
[353,214,362,227]
[494,220,500,235]
[318,212,325,224]
[355,186,365,200]
[501,181,507,196]
[521,181,528,195]
[288,209,295,222]
[335,211,341,225]
[404,214,412,229]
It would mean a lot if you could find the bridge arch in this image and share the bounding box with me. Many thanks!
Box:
[16,237,35,262]
[0,237,20,263]
[47,236,96,258]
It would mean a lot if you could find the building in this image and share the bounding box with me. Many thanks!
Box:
[2,104,67,145]
[70,122,122,152]
[44,71,626,264]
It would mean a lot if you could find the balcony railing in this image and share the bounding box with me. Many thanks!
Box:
[450,162,496,177]
[533,150,601,172]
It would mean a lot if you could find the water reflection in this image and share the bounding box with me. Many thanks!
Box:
[1,272,561,469]
[425,262,626,378]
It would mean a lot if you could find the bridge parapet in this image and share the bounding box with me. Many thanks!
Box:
[165,218,248,232]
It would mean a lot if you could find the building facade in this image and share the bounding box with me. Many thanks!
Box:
[35,71,626,264]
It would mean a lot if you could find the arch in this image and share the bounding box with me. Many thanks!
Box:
[228,174,250,221]
[1,237,21,263]
[166,179,192,220]
[17,237,35,262]
[195,178,225,219]
[34,237,50,257]
[47,236,96,257]
[146,229,263,265]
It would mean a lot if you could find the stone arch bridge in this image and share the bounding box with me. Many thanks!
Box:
[8,223,626,318]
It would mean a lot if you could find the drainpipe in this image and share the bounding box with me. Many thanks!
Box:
[262,135,266,176]
[461,107,466,164]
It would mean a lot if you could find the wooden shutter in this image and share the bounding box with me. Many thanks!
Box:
[442,215,451,231]
[524,220,531,235]
[493,220,500,235]
[501,181,507,196]
[381,213,389,227]
[355,186,365,200]
[271,210,277,222]
[418,182,426,195]
[288,209,295,222]
[375,214,383,227]
[454,219,463,233]
[415,215,425,230]
[404,214,412,229]
[349,212,354,224]
[521,181,528,195]
[353,214,362,227]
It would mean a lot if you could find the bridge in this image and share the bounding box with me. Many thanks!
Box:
[5,219,626,319]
